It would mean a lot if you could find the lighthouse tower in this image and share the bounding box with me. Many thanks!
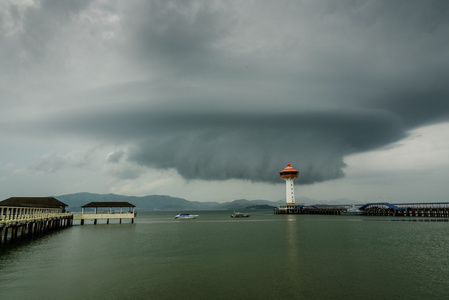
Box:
[279,162,299,205]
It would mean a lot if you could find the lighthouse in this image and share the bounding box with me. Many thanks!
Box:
[279,162,299,205]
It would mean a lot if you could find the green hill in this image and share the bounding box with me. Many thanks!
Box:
[54,192,279,212]
[54,192,356,212]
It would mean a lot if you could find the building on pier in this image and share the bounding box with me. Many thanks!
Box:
[73,202,136,225]
[276,162,302,213]
[279,162,299,205]
[0,197,73,246]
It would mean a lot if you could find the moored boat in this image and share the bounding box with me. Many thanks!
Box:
[343,205,363,215]
[174,213,199,219]
[231,211,250,218]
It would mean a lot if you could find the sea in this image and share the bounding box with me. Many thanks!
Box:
[1,210,449,300]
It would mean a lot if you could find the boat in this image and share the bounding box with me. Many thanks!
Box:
[343,205,363,215]
[231,211,250,218]
[174,213,199,219]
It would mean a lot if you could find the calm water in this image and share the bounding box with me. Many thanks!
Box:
[1,211,449,299]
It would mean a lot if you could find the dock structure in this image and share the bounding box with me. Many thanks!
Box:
[274,204,347,215]
[73,202,136,225]
[360,202,449,217]
[274,202,449,218]
[0,197,73,246]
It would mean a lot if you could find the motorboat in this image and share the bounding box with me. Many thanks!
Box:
[231,211,250,218]
[174,213,199,219]
[343,205,363,215]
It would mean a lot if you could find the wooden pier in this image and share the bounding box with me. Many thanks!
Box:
[360,202,449,217]
[0,197,73,246]
[73,202,136,225]
[0,198,137,247]
[274,202,449,218]
[274,205,346,215]
[274,204,346,215]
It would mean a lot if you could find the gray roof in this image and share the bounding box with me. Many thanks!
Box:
[0,197,68,208]
[81,202,135,208]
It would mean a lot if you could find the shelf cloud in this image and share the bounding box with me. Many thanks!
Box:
[1,0,448,198]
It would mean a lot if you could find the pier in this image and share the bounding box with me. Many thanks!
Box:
[73,202,136,225]
[274,202,449,218]
[0,197,73,246]
[360,202,449,217]
[274,204,345,215]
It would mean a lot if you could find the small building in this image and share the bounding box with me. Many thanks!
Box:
[74,202,136,225]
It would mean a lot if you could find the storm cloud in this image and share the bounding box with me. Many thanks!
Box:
[2,0,449,186]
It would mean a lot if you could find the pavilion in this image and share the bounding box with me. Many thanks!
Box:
[75,202,136,225]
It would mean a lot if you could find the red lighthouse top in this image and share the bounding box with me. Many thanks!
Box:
[279,162,299,178]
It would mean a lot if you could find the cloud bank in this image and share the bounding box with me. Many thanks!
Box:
[1,0,449,186]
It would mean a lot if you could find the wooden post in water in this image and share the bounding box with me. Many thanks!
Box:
[3,227,8,243]
[11,226,16,241]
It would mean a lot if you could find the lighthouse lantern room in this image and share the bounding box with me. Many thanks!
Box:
[279,162,299,205]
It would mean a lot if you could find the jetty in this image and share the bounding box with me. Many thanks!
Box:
[73,202,136,225]
[274,202,449,218]
[0,197,138,246]
[0,197,73,246]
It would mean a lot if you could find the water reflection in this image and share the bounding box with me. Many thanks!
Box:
[284,214,303,295]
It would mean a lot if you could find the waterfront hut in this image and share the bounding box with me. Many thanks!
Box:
[76,202,136,225]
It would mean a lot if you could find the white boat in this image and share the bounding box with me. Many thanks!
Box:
[231,211,250,218]
[174,213,199,219]
[343,205,363,215]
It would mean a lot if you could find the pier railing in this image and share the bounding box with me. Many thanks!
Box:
[0,206,73,246]
[0,206,72,225]
[73,212,135,225]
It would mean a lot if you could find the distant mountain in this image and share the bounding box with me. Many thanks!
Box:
[54,192,358,212]
[55,192,220,212]
[54,192,280,212]
[219,199,280,211]
[310,197,361,206]
[295,196,360,206]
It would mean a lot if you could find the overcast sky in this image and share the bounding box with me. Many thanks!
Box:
[1,0,448,204]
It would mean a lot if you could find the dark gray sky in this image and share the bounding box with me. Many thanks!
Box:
[1,0,448,203]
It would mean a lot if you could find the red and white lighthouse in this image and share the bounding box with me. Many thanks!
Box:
[279,162,299,205]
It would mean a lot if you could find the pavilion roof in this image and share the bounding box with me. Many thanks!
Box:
[0,197,68,208]
[81,202,136,208]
